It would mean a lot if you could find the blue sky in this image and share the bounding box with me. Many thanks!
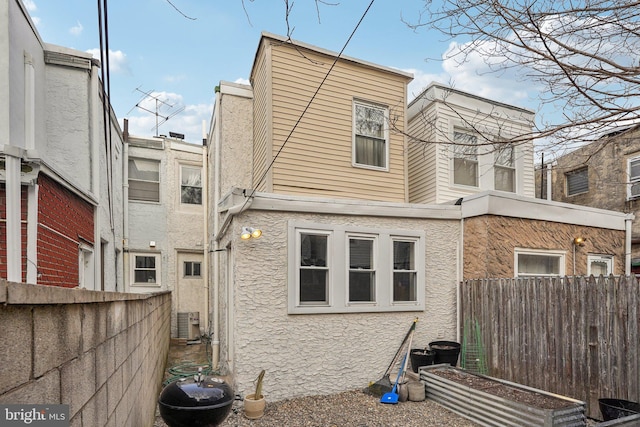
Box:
[26,0,537,144]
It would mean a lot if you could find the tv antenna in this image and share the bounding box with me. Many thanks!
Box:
[128,86,185,137]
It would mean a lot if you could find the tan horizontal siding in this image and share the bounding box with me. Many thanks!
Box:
[252,44,270,191]
[264,40,409,202]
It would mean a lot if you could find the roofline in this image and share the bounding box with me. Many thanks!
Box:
[251,32,414,82]
[408,81,535,117]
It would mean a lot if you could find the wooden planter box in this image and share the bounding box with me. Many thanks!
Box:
[419,365,586,427]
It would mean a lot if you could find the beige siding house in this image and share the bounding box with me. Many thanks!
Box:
[408,83,536,204]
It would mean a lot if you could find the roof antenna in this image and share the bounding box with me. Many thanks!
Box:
[128,86,185,137]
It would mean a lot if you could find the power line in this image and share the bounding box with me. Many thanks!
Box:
[241,0,376,210]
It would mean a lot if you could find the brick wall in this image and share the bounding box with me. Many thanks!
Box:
[37,174,95,287]
[0,280,171,427]
[0,184,29,282]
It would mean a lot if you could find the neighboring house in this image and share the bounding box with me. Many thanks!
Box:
[536,125,640,273]
[0,0,123,290]
[407,83,536,204]
[124,128,207,339]
[207,32,631,402]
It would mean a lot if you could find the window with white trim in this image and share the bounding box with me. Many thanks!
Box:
[353,101,388,170]
[180,165,202,205]
[566,167,588,196]
[129,158,160,202]
[289,222,425,314]
[588,255,613,276]
[348,236,376,303]
[453,130,478,187]
[628,156,640,199]
[494,143,515,192]
[131,253,161,285]
[515,249,565,277]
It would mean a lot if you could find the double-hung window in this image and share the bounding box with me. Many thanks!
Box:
[298,231,330,305]
[566,167,588,196]
[181,165,202,205]
[628,156,640,199]
[353,101,388,170]
[131,253,161,285]
[494,143,515,192]
[453,130,478,187]
[289,222,425,314]
[129,158,160,202]
[348,236,376,302]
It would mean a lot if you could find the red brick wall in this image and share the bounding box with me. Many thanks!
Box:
[0,184,29,282]
[37,175,94,287]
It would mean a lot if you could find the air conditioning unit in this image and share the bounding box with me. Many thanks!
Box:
[177,312,200,341]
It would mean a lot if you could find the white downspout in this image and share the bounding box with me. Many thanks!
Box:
[202,122,210,340]
[123,120,130,292]
[91,61,101,291]
[546,162,555,201]
[211,93,222,369]
[625,215,633,275]
[5,146,24,282]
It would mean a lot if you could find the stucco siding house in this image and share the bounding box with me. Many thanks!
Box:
[1,0,123,290]
[124,131,207,339]
[408,83,536,204]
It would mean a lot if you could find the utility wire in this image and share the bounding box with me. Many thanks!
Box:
[239,0,376,211]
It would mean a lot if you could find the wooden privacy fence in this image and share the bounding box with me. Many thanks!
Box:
[460,275,640,420]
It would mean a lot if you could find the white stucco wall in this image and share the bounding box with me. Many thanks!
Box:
[218,206,460,401]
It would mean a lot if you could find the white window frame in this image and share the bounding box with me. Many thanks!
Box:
[180,165,203,205]
[352,100,389,171]
[587,254,613,276]
[347,234,378,305]
[128,158,160,203]
[130,253,161,287]
[494,143,516,193]
[392,237,419,303]
[514,248,565,277]
[288,221,425,314]
[296,229,332,306]
[627,156,640,200]
[452,129,479,187]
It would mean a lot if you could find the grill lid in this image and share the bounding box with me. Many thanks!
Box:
[159,375,234,409]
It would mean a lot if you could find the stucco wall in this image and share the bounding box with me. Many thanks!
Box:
[218,209,460,401]
[464,215,626,278]
[0,280,170,427]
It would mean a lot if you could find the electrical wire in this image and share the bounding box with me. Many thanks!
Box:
[238,0,377,211]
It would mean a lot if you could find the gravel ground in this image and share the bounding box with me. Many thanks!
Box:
[155,388,481,427]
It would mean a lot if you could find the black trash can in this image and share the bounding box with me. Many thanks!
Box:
[409,348,435,373]
[598,398,640,421]
[429,341,461,367]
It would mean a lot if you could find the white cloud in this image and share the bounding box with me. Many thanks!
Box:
[24,0,36,11]
[69,21,83,36]
[403,68,449,102]
[164,74,187,83]
[86,48,131,75]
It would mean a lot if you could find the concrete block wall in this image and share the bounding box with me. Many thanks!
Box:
[0,280,171,427]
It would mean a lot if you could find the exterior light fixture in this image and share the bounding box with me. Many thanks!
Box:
[573,237,586,246]
[241,227,262,240]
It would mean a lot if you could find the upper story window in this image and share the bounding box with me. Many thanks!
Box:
[453,130,478,187]
[353,101,388,170]
[181,165,202,205]
[566,167,588,196]
[515,248,565,277]
[628,157,640,199]
[494,143,515,192]
[289,222,425,314]
[129,158,160,202]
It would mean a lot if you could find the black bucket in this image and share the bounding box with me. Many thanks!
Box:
[410,349,435,373]
[599,398,640,421]
[429,341,461,367]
